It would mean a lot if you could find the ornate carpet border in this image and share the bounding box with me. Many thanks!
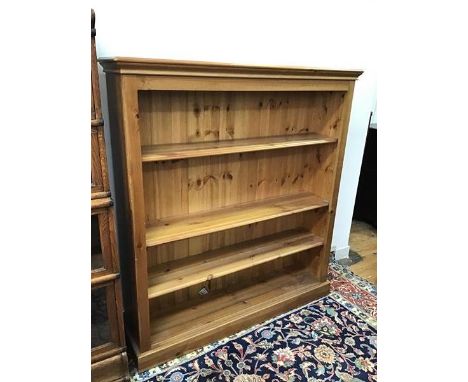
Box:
[329,262,377,297]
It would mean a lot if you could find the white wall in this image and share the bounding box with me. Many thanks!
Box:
[333,72,376,259]
[93,1,377,259]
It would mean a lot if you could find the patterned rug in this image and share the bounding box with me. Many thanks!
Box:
[132,263,377,382]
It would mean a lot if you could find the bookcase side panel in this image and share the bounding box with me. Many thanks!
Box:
[316,81,357,280]
[105,74,151,352]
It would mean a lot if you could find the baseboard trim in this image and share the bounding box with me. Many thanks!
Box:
[334,245,350,260]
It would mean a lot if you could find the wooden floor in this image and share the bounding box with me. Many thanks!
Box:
[349,221,377,285]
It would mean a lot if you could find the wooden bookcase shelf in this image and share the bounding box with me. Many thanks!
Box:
[141,133,337,162]
[145,192,328,247]
[147,269,329,365]
[147,229,323,299]
[100,56,362,370]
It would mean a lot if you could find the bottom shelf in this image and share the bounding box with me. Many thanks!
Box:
[137,269,329,369]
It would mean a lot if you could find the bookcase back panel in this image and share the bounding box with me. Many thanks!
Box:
[142,146,336,223]
[148,248,320,317]
[146,212,316,267]
[138,91,345,145]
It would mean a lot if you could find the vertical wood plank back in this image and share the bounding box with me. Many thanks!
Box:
[138,91,344,146]
[142,147,335,223]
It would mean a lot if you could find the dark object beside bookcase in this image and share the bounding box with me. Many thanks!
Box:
[353,126,377,228]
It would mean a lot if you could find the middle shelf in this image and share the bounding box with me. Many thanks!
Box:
[147,229,323,299]
[145,192,329,247]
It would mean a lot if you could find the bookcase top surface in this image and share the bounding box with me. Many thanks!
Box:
[98,56,363,80]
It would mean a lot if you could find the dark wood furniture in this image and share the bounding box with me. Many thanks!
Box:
[100,55,362,370]
[91,10,129,382]
[353,124,377,228]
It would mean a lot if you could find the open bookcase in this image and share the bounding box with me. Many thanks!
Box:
[100,57,362,370]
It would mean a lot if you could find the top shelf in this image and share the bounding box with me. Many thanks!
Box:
[141,133,337,162]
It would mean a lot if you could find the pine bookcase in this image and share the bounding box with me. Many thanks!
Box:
[99,57,362,370]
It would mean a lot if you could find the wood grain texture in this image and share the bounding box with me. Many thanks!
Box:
[101,55,360,369]
[141,133,336,162]
[91,12,109,196]
[146,212,311,267]
[115,76,152,351]
[99,56,362,80]
[91,352,129,382]
[91,10,128,381]
[91,272,119,286]
[316,83,356,281]
[145,192,328,246]
[91,345,126,364]
[349,221,377,285]
[92,191,111,200]
[91,196,113,210]
[139,270,329,368]
[91,129,104,193]
[134,76,351,92]
[147,246,319,316]
[142,147,336,222]
[147,229,323,299]
[138,91,344,146]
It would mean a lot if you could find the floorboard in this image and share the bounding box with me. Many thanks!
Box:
[349,220,377,285]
